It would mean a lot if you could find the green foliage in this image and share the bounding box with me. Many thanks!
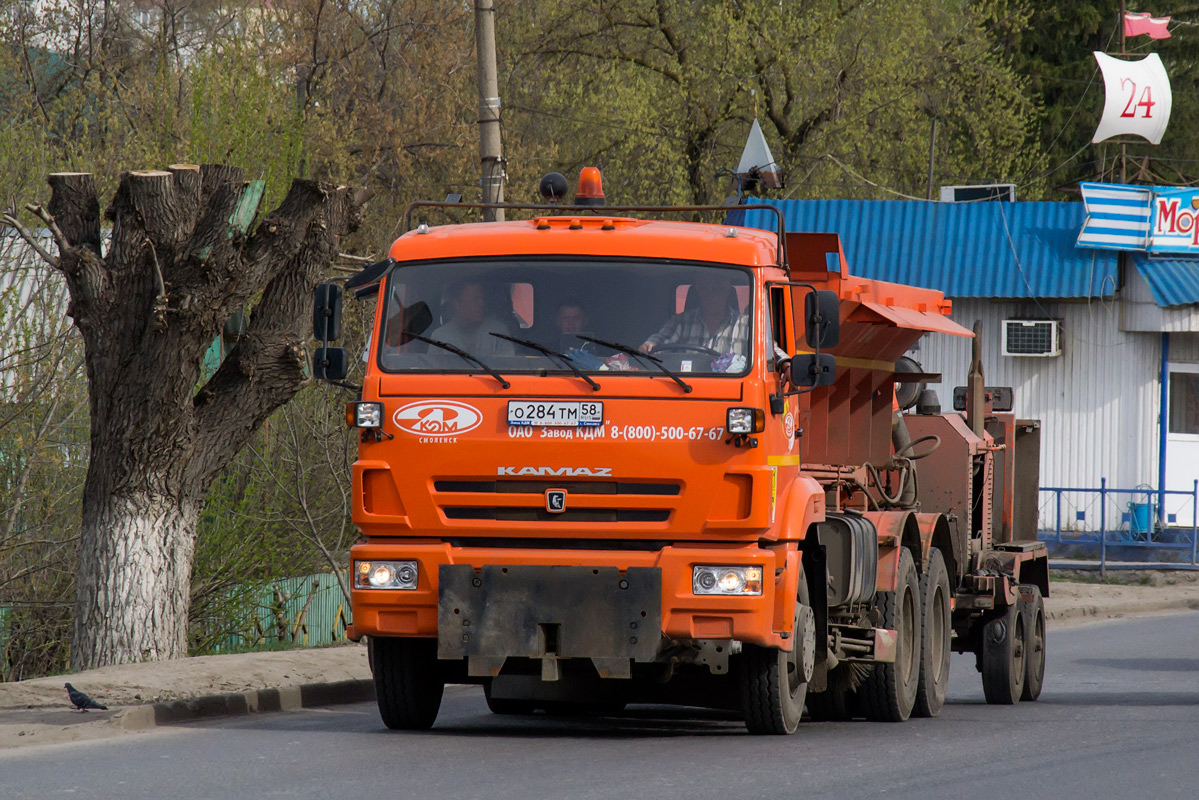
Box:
[187,41,305,208]
[502,0,1039,203]
[0,242,88,681]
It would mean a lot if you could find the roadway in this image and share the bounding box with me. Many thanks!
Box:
[3,613,1197,799]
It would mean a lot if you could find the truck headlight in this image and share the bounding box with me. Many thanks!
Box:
[726,407,764,435]
[346,402,384,429]
[693,565,763,596]
[355,560,418,590]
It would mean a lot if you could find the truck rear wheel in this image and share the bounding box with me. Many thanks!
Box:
[981,601,1026,704]
[1019,585,1046,702]
[914,547,950,718]
[372,637,444,730]
[861,547,921,722]
[741,568,814,735]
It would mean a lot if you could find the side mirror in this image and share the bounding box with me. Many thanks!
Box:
[804,290,840,349]
[313,346,348,381]
[313,283,343,342]
[791,353,836,387]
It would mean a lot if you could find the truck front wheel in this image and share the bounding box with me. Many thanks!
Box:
[741,567,814,735]
[372,637,445,730]
[861,547,921,722]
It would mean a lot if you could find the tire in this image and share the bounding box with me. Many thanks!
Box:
[805,669,855,721]
[484,682,537,715]
[741,567,814,735]
[981,601,1026,705]
[372,637,445,730]
[1019,585,1046,702]
[861,547,921,722]
[914,548,951,718]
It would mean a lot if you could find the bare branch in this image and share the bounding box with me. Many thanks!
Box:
[1,213,58,268]
[24,202,70,253]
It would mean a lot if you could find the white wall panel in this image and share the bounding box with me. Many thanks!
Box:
[910,299,1162,531]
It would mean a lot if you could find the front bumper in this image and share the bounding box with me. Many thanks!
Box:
[349,541,792,650]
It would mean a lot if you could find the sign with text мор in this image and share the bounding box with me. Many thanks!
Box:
[1077,182,1199,254]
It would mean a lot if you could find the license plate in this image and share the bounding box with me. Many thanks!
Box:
[507,401,604,427]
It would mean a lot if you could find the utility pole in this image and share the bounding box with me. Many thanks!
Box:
[475,0,504,221]
[1120,0,1127,184]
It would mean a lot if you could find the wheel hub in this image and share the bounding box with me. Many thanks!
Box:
[796,604,816,683]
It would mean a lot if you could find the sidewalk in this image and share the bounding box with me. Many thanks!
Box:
[3,577,1198,751]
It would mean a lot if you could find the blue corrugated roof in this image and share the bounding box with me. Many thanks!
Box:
[735,199,1119,299]
[1130,254,1199,307]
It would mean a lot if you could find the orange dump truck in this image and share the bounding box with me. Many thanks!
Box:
[313,171,1049,734]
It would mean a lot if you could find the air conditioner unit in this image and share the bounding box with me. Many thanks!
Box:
[1002,319,1060,357]
[939,184,1016,203]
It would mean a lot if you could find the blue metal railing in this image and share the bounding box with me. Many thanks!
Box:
[1039,479,1199,572]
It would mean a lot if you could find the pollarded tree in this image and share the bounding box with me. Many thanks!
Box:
[5,165,367,669]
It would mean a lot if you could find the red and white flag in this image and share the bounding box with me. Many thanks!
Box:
[1125,12,1172,39]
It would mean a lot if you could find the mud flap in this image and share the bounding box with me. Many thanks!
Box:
[438,565,662,678]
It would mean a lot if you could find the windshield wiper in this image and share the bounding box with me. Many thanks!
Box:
[400,332,510,389]
[575,335,692,394]
[490,333,601,391]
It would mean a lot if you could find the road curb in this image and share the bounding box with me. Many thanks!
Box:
[1046,596,1199,625]
[115,679,376,731]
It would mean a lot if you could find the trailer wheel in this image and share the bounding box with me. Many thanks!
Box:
[483,682,537,715]
[741,567,813,735]
[981,602,1026,705]
[372,637,444,730]
[1019,585,1046,702]
[861,547,921,722]
[914,548,951,718]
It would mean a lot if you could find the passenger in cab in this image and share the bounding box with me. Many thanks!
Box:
[555,299,588,337]
[429,281,514,355]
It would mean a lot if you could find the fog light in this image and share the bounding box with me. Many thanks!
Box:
[354,560,418,590]
[347,402,384,428]
[693,565,763,596]
[726,407,764,434]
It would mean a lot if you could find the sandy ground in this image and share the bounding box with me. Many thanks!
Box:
[3,572,1198,751]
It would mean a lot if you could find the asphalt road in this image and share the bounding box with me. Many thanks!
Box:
[4,613,1198,800]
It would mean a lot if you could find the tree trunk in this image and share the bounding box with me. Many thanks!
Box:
[19,166,367,670]
[72,493,201,667]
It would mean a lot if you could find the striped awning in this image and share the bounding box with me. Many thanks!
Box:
[1077,182,1153,251]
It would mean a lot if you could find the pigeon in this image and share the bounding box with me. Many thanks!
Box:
[65,683,108,712]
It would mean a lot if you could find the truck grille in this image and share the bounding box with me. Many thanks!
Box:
[433,480,679,524]
[434,480,680,495]
[442,507,670,522]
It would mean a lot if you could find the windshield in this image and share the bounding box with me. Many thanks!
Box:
[377,259,753,377]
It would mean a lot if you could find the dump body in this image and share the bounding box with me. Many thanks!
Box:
[338,206,1049,732]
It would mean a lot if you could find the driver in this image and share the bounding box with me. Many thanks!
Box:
[639,272,748,356]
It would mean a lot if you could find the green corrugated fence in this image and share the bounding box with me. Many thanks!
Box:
[212,572,352,653]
